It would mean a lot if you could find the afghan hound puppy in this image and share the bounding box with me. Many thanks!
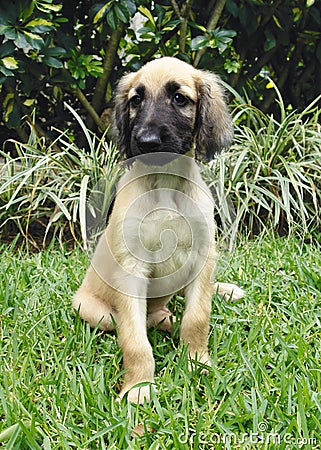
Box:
[72,57,244,403]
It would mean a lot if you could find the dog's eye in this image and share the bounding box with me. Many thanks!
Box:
[130,94,142,108]
[173,93,189,107]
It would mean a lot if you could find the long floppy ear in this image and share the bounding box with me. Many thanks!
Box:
[194,71,234,161]
[112,72,136,158]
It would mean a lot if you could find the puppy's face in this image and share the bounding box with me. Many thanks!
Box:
[114,57,233,161]
[128,68,198,158]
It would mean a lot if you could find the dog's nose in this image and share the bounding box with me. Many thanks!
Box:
[136,131,162,153]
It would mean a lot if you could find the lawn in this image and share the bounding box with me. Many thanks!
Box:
[0,234,320,449]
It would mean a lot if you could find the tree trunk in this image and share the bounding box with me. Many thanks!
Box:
[86,25,124,130]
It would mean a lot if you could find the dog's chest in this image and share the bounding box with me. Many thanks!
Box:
[140,207,192,252]
[122,177,213,278]
[112,163,215,285]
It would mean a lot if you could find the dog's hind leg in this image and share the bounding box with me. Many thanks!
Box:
[72,287,116,331]
[147,296,174,332]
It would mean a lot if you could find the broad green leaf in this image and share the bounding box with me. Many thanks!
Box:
[20,1,35,20]
[138,5,156,26]
[264,30,276,51]
[189,22,207,33]
[0,66,13,77]
[106,9,118,30]
[139,33,155,41]
[137,26,155,34]
[55,17,68,24]
[53,86,63,101]
[226,0,238,18]
[45,47,67,57]
[23,99,36,107]
[4,96,20,128]
[0,25,10,34]
[14,32,29,49]
[44,56,63,68]
[126,0,136,15]
[25,18,54,32]
[2,57,18,70]
[36,2,62,13]
[212,29,237,39]
[23,31,43,41]
[208,29,237,52]
[190,35,209,51]
[93,1,112,23]
[4,26,17,40]
[26,18,53,28]
[23,31,44,50]
[3,93,14,108]
[162,20,181,32]
[78,79,85,89]
[114,4,129,24]
[0,41,15,58]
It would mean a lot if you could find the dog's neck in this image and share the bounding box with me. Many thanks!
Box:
[143,155,205,196]
[118,153,205,198]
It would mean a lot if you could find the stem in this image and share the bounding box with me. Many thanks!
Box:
[193,0,227,67]
[179,0,194,54]
[86,25,124,129]
[73,87,106,131]
[170,0,181,19]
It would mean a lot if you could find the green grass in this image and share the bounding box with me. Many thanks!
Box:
[0,234,321,449]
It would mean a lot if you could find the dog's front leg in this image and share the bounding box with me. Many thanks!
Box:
[180,265,213,370]
[117,295,155,403]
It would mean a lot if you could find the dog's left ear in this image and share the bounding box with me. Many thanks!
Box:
[194,71,234,161]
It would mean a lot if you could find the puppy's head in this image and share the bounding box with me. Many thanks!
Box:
[113,57,233,161]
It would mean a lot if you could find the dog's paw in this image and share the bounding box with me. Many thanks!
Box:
[188,351,211,374]
[214,282,245,301]
[147,307,175,333]
[118,383,154,404]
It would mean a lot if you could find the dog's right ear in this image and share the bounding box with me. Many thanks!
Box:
[112,73,136,158]
[194,71,234,161]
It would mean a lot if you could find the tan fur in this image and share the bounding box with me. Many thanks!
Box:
[72,57,244,404]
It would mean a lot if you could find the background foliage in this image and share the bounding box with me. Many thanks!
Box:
[0,0,320,146]
[0,0,320,245]
[1,93,320,248]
